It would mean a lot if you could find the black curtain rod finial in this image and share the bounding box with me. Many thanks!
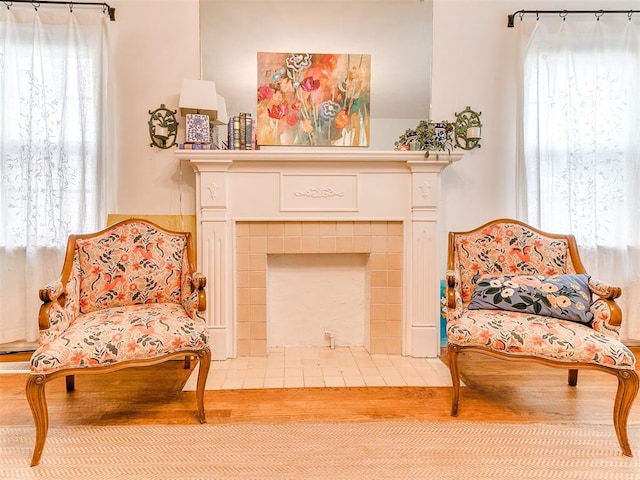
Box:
[507,14,515,28]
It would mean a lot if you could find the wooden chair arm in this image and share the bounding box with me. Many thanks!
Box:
[589,278,622,300]
[192,272,207,290]
[591,297,623,329]
[39,280,63,303]
[181,272,207,314]
[193,272,207,312]
[588,278,623,331]
[445,270,458,309]
[37,280,65,330]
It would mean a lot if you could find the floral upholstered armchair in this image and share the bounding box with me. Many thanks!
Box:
[445,218,638,456]
[26,219,211,466]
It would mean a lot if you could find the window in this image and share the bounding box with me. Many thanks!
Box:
[0,8,108,345]
[523,49,637,248]
[519,18,640,341]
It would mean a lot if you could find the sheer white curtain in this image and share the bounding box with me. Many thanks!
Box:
[0,7,108,347]
[517,16,640,342]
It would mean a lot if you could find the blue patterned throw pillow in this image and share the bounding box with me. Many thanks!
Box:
[468,274,593,324]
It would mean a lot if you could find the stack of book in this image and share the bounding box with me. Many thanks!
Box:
[177,142,217,150]
[228,113,256,150]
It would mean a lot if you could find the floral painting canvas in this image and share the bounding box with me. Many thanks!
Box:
[257,52,371,147]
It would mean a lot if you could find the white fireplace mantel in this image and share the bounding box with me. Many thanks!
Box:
[176,149,462,359]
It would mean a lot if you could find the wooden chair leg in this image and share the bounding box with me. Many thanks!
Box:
[568,369,578,387]
[613,369,639,457]
[447,343,461,417]
[65,375,75,392]
[195,347,211,424]
[25,375,49,467]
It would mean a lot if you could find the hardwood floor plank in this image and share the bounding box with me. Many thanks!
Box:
[1,348,638,428]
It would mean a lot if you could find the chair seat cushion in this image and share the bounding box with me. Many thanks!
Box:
[30,304,208,374]
[448,308,636,369]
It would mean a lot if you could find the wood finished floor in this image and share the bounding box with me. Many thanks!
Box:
[1,348,639,428]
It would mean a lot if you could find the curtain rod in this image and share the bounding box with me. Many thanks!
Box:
[4,0,116,21]
[507,9,638,27]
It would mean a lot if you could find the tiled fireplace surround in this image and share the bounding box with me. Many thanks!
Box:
[177,150,461,360]
[236,220,403,356]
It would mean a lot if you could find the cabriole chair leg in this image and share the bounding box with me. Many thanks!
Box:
[196,347,211,424]
[447,343,461,417]
[613,369,639,457]
[25,375,49,467]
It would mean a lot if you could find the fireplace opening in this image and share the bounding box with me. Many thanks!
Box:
[267,253,369,349]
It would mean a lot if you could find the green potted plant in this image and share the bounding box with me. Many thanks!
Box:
[394,120,454,157]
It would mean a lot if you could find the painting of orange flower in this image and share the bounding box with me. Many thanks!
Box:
[257,52,371,147]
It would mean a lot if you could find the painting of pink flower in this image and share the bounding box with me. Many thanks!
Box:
[300,76,320,92]
[267,101,289,120]
[257,85,274,101]
[257,51,371,147]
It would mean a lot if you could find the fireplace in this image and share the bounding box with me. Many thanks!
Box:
[177,149,461,359]
[237,220,402,356]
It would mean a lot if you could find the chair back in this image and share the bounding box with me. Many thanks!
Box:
[63,219,193,314]
[448,219,585,304]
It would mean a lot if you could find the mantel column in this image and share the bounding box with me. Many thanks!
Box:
[407,154,461,357]
[184,157,234,360]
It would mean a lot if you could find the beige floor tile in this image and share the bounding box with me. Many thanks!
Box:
[323,376,346,387]
[242,377,265,389]
[245,367,266,378]
[363,376,386,387]
[284,377,305,388]
[321,367,343,377]
[221,377,245,390]
[343,376,367,387]
[303,376,325,388]
[303,366,323,377]
[381,375,407,387]
[398,375,428,386]
[263,377,285,389]
[284,367,304,377]
[264,367,285,378]
[338,367,362,377]
[183,346,453,391]
[358,366,381,377]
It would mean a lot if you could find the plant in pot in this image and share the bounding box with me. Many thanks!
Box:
[394,120,454,157]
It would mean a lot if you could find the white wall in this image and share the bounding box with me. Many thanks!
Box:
[199,0,433,150]
[108,0,200,216]
[109,0,637,272]
[433,0,636,269]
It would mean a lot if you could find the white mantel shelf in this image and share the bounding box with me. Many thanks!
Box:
[175,149,462,169]
[177,148,462,359]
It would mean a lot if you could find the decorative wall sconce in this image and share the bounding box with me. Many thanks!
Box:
[148,104,178,149]
[454,106,482,150]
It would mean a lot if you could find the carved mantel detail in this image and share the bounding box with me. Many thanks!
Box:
[206,182,220,200]
[294,187,344,198]
[418,181,432,200]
